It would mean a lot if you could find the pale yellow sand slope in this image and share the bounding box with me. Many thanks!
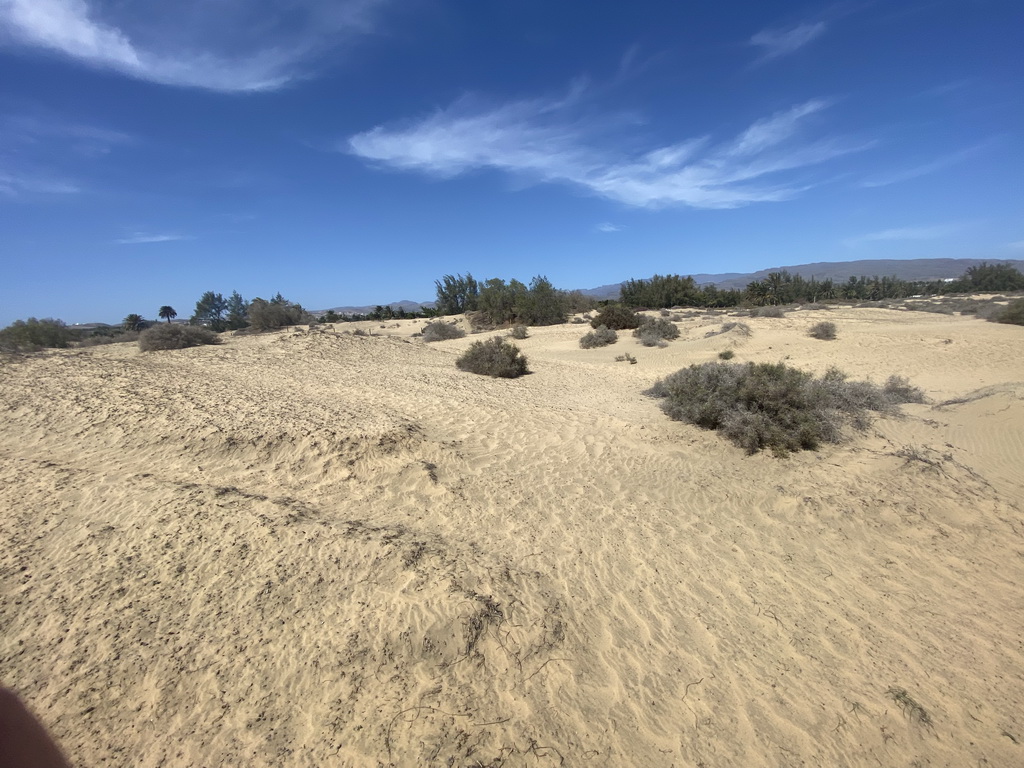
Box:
[2,306,1023,767]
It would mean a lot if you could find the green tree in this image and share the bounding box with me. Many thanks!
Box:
[248,295,311,331]
[477,278,527,326]
[123,313,146,331]
[434,273,479,315]
[515,275,567,326]
[225,291,249,330]
[621,274,701,308]
[158,306,177,323]
[960,263,1024,292]
[191,291,228,331]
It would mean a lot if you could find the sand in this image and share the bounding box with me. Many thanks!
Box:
[2,306,1023,767]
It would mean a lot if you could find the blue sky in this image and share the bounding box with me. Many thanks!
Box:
[1,0,1021,325]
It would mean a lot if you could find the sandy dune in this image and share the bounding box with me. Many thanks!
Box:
[2,306,1023,767]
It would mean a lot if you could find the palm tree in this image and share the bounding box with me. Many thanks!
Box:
[123,313,145,331]
[158,306,177,323]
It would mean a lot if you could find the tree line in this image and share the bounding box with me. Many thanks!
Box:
[433,273,595,326]
[619,263,1024,309]
[3,263,1022,352]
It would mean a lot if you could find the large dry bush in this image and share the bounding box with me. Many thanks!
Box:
[579,325,617,349]
[421,321,466,342]
[808,321,837,340]
[138,324,221,351]
[456,337,529,378]
[646,362,923,456]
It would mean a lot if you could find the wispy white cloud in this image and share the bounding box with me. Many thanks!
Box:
[349,94,867,209]
[0,169,80,196]
[1,114,134,160]
[0,0,387,91]
[860,143,988,188]
[844,224,963,247]
[115,232,192,244]
[918,79,972,98]
[749,21,827,62]
[596,222,622,233]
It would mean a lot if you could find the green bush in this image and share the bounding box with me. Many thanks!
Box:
[591,305,641,330]
[718,349,735,360]
[0,318,73,352]
[138,324,221,351]
[248,296,311,331]
[634,317,680,347]
[646,362,921,456]
[580,325,617,349]
[510,324,529,339]
[809,321,837,340]
[991,298,1024,326]
[455,337,529,378]
[422,320,466,342]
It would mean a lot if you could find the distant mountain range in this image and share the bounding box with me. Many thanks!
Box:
[315,258,1024,316]
[315,299,435,316]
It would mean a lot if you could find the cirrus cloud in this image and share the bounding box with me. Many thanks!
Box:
[348,94,870,210]
[0,0,389,91]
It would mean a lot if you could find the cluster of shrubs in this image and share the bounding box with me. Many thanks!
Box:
[646,361,925,456]
[633,317,680,347]
[138,324,221,351]
[580,325,617,349]
[421,321,466,342]
[0,318,73,352]
[455,337,528,378]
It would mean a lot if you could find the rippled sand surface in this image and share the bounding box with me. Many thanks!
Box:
[3,307,1023,767]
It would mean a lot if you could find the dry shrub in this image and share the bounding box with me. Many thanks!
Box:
[139,324,221,351]
[808,321,837,340]
[422,320,466,342]
[456,337,529,378]
[751,306,786,318]
[883,375,926,404]
[992,298,1024,325]
[580,325,617,349]
[705,321,751,338]
[634,317,679,347]
[510,324,529,339]
[646,362,922,456]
